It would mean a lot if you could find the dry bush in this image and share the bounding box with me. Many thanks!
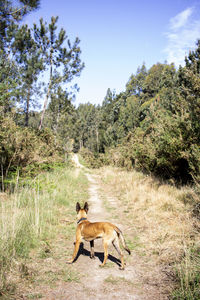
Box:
[99,166,200,298]
[99,167,200,265]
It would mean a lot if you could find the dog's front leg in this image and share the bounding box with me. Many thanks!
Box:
[90,240,95,259]
[66,239,81,264]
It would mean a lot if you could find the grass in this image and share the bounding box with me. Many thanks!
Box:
[26,293,43,299]
[104,275,133,285]
[64,269,80,282]
[172,248,200,300]
[97,166,200,299]
[77,154,87,167]
[0,165,88,297]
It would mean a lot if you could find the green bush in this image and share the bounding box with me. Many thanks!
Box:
[0,117,63,190]
[109,106,200,184]
[79,147,108,168]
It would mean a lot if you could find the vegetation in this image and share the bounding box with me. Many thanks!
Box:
[0,1,199,299]
[0,0,84,188]
[1,1,200,186]
[0,165,88,296]
[98,167,200,300]
[73,58,200,185]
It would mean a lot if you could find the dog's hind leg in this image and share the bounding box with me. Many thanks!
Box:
[112,238,125,270]
[90,240,95,259]
[66,240,80,263]
[99,240,108,267]
[67,228,83,264]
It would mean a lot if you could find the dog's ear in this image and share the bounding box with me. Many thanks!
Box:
[76,202,81,213]
[84,202,89,213]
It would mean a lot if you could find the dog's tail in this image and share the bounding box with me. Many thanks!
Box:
[115,227,131,255]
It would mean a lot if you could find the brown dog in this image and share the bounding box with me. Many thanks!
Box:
[66,202,131,269]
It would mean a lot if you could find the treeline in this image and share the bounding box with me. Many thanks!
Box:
[0,0,84,188]
[1,1,200,187]
[72,53,200,184]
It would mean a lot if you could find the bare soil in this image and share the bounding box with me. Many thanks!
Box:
[14,156,174,299]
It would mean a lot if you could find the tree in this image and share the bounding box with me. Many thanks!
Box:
[75,103,97,151]
[48,86,72,134]
[0,49,21,115]
[125,63,147,97]
[34,16,84,130]
[118,95,141,135]
[0,0,40,47]
[0,1,41,117]
[12,24,44,126]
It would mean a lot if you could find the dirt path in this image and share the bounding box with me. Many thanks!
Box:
[71,154,83,169]
[15,155,172,300]
[40,155,171,300]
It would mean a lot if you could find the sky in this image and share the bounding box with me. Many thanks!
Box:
[24,0,200,106]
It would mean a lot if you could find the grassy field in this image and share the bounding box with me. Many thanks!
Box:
[97,166,200,300]
[0,165,88,297]
[0,161,199,299]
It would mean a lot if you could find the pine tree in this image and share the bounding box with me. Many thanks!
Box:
[34,16,84,130]
[0,0,40,117]
[0,0,40,47]
[48,86,72,134]
[13,24,44,126]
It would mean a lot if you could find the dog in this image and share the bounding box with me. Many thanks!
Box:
[66,202,131,270]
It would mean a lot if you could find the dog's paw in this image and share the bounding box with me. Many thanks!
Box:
[90,255,95,259]
[66,260,73,264]
[119,266,125,270]
[99,264,105,268]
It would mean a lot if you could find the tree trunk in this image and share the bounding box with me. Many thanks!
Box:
[25,86,30,127]
[80,140,83,149]
[96,125,99,153]
[38,81,51,130]
[39,51,53,130]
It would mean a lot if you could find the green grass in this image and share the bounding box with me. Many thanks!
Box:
[26,293,43,299]
[63,269,80,282]
[0,165,88,295]
[104,275,132,285]
[172,248,200,300]
[126,236,144,251]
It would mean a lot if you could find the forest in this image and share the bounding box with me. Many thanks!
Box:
[1,1,200,189]
[0,1,200,299]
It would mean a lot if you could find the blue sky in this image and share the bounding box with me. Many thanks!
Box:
[24,0,200,106]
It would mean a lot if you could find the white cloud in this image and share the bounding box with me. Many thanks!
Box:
[164,7,200,66]
[169,7,193,30]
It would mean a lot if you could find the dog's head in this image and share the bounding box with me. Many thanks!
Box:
[76,202,89,220]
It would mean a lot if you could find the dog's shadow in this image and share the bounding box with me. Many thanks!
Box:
[74,242,121,267]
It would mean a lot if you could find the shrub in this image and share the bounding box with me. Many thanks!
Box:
[110,107,200,184]
[79,147,108,168]
[0,117,63,190]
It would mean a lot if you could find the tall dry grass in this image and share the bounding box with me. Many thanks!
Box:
[0,166,88,295]
[98,166,200,299]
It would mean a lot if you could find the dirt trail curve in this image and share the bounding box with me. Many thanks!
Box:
[47,154,171,300]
